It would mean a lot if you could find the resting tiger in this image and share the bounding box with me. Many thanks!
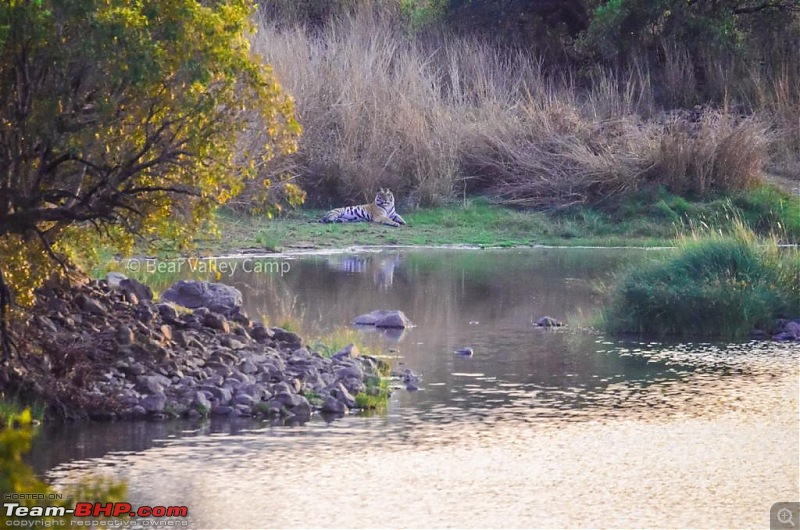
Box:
[320,188,406,227]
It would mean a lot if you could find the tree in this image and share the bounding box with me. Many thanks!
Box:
[582,0,800,64]
[0,0,301,359]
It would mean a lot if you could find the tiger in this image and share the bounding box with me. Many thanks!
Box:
[320,188,406,227]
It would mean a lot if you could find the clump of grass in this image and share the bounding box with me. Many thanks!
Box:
[354,377,391,411]
[309,326,378,358]
[602,221,800,337]
[650,110,771,195]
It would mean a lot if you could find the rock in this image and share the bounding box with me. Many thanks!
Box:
[120,278,153,302]
[160,324,173,342]
[129,405,148,418]
[332,343,360,360]
[124,292,139,305]
[251,324,273,341]
[220,337,245,349]
[116,325,135,345]
[135,303,156,324]
[353,310,413,328]
[331,383,356,409]
[335,364,363,381]
[140,393,167,413]
[453,347,474,356]
[535,316,563,327]
[233,404,252,417]
[161,280,242,316]
[233,394,256,407]
[773,332,794,341]
[186,409,202,419]
[203,313,231,333]
[136,374,170,394]
[271,327,302,347]
[321,396,346,414]
[784,321,800,340]
[106,272,128,288]
[201,386,233,406]
[156,303,179,322]
[210,405,234,416]
[75,294,107,316]
[36,315,59,334]
[271,392,309,410]
[192,391,212,411]
[239,360,258,374]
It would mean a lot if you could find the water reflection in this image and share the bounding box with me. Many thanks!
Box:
[30,248,799,528]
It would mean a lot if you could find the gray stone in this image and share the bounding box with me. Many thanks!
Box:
[233,404,252,417]
[535,316,563,327]
[75,294,107,316]
[784,321,800,340]
[201,386,232,405]
[106,272,128,288]
[233,394,256,407]
[116,325,135,345]
[129,405,148,418]
[220,337,244,349]
[332,383,356,409]
[336,365,364,381]
[140,393,167,413]
[353,310,413,328]
[161,280,243,316]
[239,360,258,374]
[210,405,234,416]
[203,313,231,333]
[120,278,153,302]
[36,315,59,334]
[157,303,180,322]
[321,396,346,414]
[250,324,273,341]
[192,391,212,411]
[271,327,302,347]
[332,343,360,360]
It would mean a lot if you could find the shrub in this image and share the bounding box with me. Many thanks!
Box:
[602,224,800,337]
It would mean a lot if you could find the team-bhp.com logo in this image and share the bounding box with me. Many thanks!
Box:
[3,502,188,526]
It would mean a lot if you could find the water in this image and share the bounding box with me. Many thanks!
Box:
[27,248,800,528]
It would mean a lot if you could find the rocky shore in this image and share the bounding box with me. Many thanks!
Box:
[5,275,394,422]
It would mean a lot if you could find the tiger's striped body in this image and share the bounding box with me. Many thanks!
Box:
[320,189,406,227]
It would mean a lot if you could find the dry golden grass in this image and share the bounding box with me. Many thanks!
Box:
[243,7,795,208]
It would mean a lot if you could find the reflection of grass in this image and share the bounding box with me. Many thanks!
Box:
[0,410,127,527]
[0,399,45,424]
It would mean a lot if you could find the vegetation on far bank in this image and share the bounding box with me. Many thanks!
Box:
[238,0,799,210]
[601,223,800,337]
[196,185,800,254]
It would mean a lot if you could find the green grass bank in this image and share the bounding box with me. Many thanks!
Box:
[198,185,799,254]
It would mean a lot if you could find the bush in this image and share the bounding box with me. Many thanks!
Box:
[602,224,800,337]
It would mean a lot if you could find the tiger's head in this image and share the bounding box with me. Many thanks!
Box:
[374,188,395,210]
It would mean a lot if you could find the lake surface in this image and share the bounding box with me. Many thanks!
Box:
[28,248,800,528]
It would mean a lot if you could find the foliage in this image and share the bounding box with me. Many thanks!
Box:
[0,409,126,527]
[355,377,391,410]
[602,222,800,337]
[0,0,300,350]
[581,0,797,62]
